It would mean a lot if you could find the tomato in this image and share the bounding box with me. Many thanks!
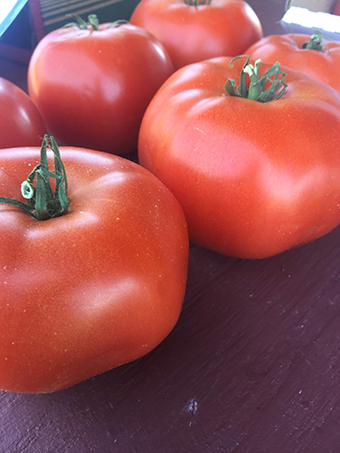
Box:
[27,17,174,156]
[138,56,340,259]
[245,33,340,94]
[0,77,46,149]
[334,1,340,15]
[0,136,188,393]
[130,0,263,70]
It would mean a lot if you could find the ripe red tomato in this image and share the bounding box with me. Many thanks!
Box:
[138,56,340,259]
[0,137,188,393]
[334,1,340,15]
[130,0,263,70]
[245,33,340,93]
[28,18,174,156]
[0,77,46,149]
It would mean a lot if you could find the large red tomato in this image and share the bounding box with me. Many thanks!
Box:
[130,0,263,70]
[0,136,188,393]
[0,77,46,149]
[28,17,174,155]
[138,56,340,259]
[245,33,340,93]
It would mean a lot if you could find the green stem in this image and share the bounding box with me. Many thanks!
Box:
[88,14,99,31]
[302,30,329,52]
[0,135,70,220]
[224,55,288,103]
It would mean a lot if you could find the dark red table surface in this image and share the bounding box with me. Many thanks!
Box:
[2,1,340,452]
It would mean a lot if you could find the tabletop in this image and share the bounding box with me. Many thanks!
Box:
[2,1,340,452]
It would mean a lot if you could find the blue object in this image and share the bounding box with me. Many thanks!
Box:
[0,0,29,38]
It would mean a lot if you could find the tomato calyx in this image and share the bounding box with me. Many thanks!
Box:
[224,55,288,102]
[301,31,329,52]
[0,135,69,220]
[64,14,128,31]
[184,0,212,5]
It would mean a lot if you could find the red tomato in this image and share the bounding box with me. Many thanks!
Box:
[0,77,46,149]
[0,137,188,393]
[130,0,263,70]
[245,33,340,93]
[334,1,340,15]
[28,18,174,155]
[138,56,340,259]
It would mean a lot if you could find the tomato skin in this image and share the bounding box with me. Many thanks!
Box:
[0,147,188,393]
[130,0,263,70]
[138,57,340,259]
[245,34,340,94]
[334,1,340,15]
[0,77,46,149]
[27,23,174,155]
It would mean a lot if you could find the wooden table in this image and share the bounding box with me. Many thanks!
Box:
[2,1,340,452]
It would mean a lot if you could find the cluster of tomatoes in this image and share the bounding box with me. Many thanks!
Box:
[1,0,340,393]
